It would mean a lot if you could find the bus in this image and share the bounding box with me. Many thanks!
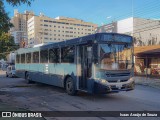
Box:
[15,33,135,95]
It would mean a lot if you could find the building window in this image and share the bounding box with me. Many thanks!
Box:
[61,46,75,63]
[44,20,48,22]
[40,50,48,63]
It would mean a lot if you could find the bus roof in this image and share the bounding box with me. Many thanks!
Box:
[16,33,132,54]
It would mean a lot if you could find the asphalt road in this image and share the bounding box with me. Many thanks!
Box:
[0,70,160,120]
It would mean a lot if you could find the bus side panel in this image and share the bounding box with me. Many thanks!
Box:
[15,64,26,79]
[29,71,42,82]
[16,63,77,89]
[16,70,26,79]
[49,63,77,88]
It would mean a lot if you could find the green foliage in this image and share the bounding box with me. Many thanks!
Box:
[0,32,19,60]
[0,0,34,34]
[0,1,13,34]
[0,0,33,59]
[6,0,33,6]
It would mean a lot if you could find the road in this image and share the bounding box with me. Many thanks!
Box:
[0,70,160,120]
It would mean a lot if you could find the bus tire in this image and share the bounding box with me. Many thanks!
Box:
[6,73,8,77]
[66,77,77,96]
[25,72,33,84]
[130,82,135,90]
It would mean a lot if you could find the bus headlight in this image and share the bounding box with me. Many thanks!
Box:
[101,79,107,84]
[95,78,108,85]
[128,77,134,82]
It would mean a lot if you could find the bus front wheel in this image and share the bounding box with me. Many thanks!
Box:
[66,77,77,95]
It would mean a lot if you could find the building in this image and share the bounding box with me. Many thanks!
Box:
[96,22,117,33]
[96,17,160,77]
[27,14,97,46]
[10,9,34,47]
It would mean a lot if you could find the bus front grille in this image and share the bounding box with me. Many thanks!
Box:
[107,79,128,83]
[106,72,130,77]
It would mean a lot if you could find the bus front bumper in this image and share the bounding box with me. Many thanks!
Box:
[94,78,135,94]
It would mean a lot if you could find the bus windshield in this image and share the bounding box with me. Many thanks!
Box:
[99,43,133,70]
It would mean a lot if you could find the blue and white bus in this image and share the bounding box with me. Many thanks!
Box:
[15,33,135,95]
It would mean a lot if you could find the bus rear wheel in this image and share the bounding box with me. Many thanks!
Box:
[66,77,77,95]
[25,72,33,84]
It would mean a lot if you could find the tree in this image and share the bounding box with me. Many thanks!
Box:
[0,0,33,59]
[0,32,19,60]
[0,1,13,34]
[0,0,34,34]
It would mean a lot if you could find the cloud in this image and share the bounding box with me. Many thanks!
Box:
[107,16,112,19]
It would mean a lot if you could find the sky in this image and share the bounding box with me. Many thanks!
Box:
[4,0,160,26]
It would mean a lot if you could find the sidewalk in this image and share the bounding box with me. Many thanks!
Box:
[134,76,160,89]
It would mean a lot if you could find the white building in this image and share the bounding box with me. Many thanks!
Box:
[27,15,97,46]
[10,9,34,47]
[96,17,160,46]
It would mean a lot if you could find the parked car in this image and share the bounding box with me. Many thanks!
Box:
[6,65,16,78]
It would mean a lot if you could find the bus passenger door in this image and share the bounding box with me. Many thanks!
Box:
[78,45,92,90]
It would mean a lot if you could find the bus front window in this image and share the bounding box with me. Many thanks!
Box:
[100,43,133,70]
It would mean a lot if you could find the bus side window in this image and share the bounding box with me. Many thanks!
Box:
[33,52,39,63]
[16,54,20,63]
[40,49,48,63]
[61,46,75,63]
[49,48,60,63]
[26,53,31,63]
[21,54,25,63]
